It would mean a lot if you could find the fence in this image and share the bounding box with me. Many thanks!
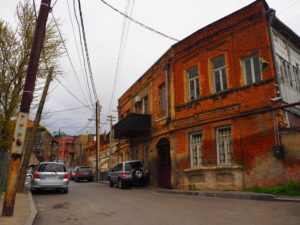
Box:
[0,151,9,192]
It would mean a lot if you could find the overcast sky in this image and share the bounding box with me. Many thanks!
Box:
[1,0,299,136]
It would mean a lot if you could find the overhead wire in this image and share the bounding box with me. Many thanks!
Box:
[107,0,135,115]
[45,105,93,114]
[66,0,94,108]
[72,0,95,108]
[99,0,179,42]
[77,0,99,103]
[55,79,93,110]
[51,11,93,109]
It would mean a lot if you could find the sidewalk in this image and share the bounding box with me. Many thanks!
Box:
[0,189,37,225]
[157,189,300,202]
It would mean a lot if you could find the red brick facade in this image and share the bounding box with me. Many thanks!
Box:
[114,0,300,190]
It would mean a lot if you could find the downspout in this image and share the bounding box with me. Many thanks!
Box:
[267,9,281,147]
[163,63,170,120]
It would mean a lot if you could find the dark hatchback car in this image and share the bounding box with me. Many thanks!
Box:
[73,166,94,182]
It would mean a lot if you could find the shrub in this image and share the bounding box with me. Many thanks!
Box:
[251,182,300,196]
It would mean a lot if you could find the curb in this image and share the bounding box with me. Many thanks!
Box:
[24,190,37,225]
[157,190,300,202]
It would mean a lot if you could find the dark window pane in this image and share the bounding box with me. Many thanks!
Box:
[125,162,143,171]
[253,56,261,82]
[190,80,195,99]
[245,58,252,84]
[195,78,200,97]
[222,69,227,90]
[38,163,65,172]
[213,56,225,69]
[214,71,221,92]
[188,67,198,79]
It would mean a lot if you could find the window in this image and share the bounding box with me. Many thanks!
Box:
[212,55,227,92]
[293,66,300,92]
[143,96,149,114]
[135,101,142,113]
[119,152,123,163]
[158,83,166,111]
[116,163,123,171]
[243,54,261,84]
[216,127,232,165]
[188,66,200,100]
[189,132,203,167]
[126,151,130,161]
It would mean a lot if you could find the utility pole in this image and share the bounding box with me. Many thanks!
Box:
[2,0,52,217]
[95,101,101,181]
[17,67,54,193]
[107,115,116,169]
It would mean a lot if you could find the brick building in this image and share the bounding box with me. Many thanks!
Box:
[114,0,300,190]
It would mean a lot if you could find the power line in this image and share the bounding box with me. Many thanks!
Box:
[108,0,135,115]
[51,11,93,108]
[45,105,93,114]
[55,79,93,110]
[77,0,99,102]
[99,0,179,42]
[66,0,94,108]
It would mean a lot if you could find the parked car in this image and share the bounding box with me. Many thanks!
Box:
[73,166,94,182]
[69,168,76,181]
[31,162,69,194]
[108,160,149,189]
[25,168,33,185]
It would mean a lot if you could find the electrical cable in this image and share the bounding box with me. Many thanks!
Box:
[72,0,94,110]
[77,0,99,103]
[67,0,95,108]
[55,79,93,110]
[99,0,179,42]
[45,105,93,114]
[51,11,92,108]
[107,0,135,115]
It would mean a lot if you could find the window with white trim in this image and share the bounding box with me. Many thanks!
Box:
[158,83,166,111]
[243,54,262,84]
[189,132,202,167]
[187,66,200,100]
[216,127,232,165]
[212,55,227,92]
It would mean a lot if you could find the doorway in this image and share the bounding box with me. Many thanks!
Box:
[157,138,171,188]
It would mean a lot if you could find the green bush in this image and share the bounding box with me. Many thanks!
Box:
[251,182,300,196]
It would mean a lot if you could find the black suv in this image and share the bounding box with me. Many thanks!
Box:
[108,160,149,188]
[73,166,94,182]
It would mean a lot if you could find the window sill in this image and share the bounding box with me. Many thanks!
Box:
[184,165,243,173]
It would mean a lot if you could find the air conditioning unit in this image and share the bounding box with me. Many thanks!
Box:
[134,96,141,103]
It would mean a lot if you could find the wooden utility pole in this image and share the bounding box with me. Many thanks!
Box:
[2,0,52,216]
[95,101,101,181]
[17,67,54,193]
[107,115,116,169]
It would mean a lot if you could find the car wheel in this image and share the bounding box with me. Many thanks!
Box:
[64,188,69,194]
[132,169,144,180]
[118,179,124,189]
[89,178,93,182]
[109,180,114,187]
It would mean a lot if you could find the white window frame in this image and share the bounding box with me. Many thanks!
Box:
[212,55,227,92]
[243,54,262,84]
[189,132,203,168]
[216,126,232,165]
[187,66,200,100]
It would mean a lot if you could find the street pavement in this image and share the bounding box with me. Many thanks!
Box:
[32,181,300,225]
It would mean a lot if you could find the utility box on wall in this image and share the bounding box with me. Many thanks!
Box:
[273,145,284,158]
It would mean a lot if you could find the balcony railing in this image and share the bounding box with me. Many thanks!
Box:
[114,113,151,139]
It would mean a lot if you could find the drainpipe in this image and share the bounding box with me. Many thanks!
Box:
[267,9,281,147]
[163,63,170,120]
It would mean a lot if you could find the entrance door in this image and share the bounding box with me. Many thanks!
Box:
[157,139,171,188]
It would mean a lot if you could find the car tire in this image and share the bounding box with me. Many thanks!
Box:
[109,180,114,187]
[89,178,93,182]
[64,188,69,194]
[118,179,124,189]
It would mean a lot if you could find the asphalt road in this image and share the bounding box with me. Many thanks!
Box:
[33,181,300,225]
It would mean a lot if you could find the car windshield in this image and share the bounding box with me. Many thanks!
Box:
[79,167,92,172]
[37,163,66,172]
[125,162,143,171]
